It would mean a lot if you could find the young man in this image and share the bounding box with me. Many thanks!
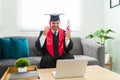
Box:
[35,14,74,68]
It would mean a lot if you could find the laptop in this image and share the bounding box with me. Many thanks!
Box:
[52,59,88,79]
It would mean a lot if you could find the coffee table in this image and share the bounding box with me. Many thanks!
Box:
[38,65,120,80]
[1,65,120,80]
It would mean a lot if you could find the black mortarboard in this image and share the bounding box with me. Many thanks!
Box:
[45,13,64,21]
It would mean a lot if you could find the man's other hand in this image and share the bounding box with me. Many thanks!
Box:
[43,26,50,36]
[65,31,71,39]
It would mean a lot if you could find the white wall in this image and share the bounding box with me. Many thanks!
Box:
[0,0,103,37]
[104,0,120,73]
[0,0,39,37]
[80,0,104,37]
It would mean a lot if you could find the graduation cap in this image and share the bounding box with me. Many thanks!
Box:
[44,13,64,21]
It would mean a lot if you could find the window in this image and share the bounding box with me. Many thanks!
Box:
[17,0,81,31]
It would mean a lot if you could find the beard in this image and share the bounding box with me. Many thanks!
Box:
[52,26,59,31]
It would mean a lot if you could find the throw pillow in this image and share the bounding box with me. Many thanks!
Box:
[0,40,1,59]
[0,41,2,59]
[0,38,10,59]
[0,48,2,59]
[10,38,30,59]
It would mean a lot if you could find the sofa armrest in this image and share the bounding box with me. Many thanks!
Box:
[81,38,105,67]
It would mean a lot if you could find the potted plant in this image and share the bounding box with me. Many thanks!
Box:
[15,58,30,72]
[86,29,115,68]
[86,29,115,46]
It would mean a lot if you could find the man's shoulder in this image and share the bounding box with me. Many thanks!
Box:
[40,30,44,33]
[38,31,44,36]
[59,28,65,32]
[40,30,44,32]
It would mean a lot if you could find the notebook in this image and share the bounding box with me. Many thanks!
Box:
[9,71,40,80]
[52,59,88,79]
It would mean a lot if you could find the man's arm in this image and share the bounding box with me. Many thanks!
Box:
[65,38,70,47]
[35,26,49,52]
[64,31,73,52]
[35,31,45,53]
[40,35,46,47]
[64,38,73,52]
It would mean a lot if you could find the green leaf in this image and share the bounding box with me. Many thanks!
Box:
[86,34,94,39]
[96,42,100,44]
[100,29,105,34]
[106,29,114,34]
[98,34,104,38]
[103,36,114,40]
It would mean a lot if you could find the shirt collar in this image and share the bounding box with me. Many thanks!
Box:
[52,29,58,35]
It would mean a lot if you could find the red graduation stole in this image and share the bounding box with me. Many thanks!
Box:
[46,28,64,58]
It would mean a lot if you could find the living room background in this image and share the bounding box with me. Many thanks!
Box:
[0,0,120,73]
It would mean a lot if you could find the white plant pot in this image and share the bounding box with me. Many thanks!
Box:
[18,67,27,72]
[105,53,110,64]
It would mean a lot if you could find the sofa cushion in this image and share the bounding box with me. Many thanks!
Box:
[0,41,1,59]
[26,56,41,68]
[74,55,99,65]
[81,38,101,59]
[27,37,42,56]
[0,59,16,78]
[0,59,16,67]
[0,42,2,59]
[0,38,10,59]
[70,37,83,55]
[0,48,1,59]
[10,38,30,59]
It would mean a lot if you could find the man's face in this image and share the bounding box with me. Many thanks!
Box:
[51,21,60,31]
